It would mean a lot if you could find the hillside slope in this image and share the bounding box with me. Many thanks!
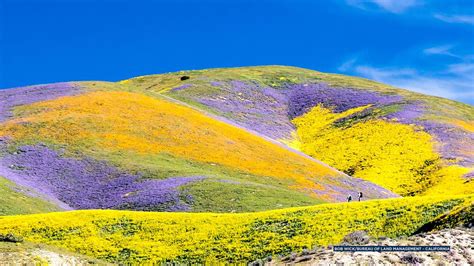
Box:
[0,83,394,213]
[120,66,474,196]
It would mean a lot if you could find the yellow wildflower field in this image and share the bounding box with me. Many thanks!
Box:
[0,194,471,263]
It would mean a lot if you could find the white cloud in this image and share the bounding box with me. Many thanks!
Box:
[356,65,474,101]
[371,0,421,13]
[346,1,474,26]
[354,65,416,79]
[446,63,474,74]
[423,45,459,58]
[338,57,358,72]
[434,14,474,25]
[346,0,421,13]
[338,57,474,104]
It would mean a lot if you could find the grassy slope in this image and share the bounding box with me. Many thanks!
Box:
[0,194,471,263]
[0,177,61,215]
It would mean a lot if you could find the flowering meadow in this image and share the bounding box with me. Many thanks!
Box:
[0,65,472,264]
[0,194,471,263]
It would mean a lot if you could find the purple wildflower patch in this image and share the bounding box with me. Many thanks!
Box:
[171,84,192,91]
[384,102,425,123]
[0,144,204,211]
[418,121,474,167]
[210,81,224,87]
[287,83,402,118]
[464,171,474,179]
[385,103,474,167]
[191,81,402,140]
[0,82,83,122]
[197,80,295,140]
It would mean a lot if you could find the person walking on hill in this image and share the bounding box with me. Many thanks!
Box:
[347,194,352,202]
[358,192,363,201]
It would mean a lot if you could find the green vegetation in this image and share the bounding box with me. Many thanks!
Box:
[183,178,323,212]
[0,177,61,216]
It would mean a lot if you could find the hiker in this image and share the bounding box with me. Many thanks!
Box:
[347,194,352,202]
[358,192,363,201]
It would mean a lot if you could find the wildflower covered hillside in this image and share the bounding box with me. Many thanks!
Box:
[122,66,474,197]
[0,78,395,214]
[0,66,473,214]
[0,65,473,264]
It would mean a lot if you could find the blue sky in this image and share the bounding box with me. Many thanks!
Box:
[1,0,473,104]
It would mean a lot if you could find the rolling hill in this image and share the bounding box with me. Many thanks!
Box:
[0,74,398,213]
[0,65,473,264]
[0,66,473,212]
[120,66,474,196]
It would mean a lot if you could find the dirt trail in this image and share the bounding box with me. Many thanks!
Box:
[0,242,107,265]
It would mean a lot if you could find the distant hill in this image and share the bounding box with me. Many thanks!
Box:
[0,65,472,214]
